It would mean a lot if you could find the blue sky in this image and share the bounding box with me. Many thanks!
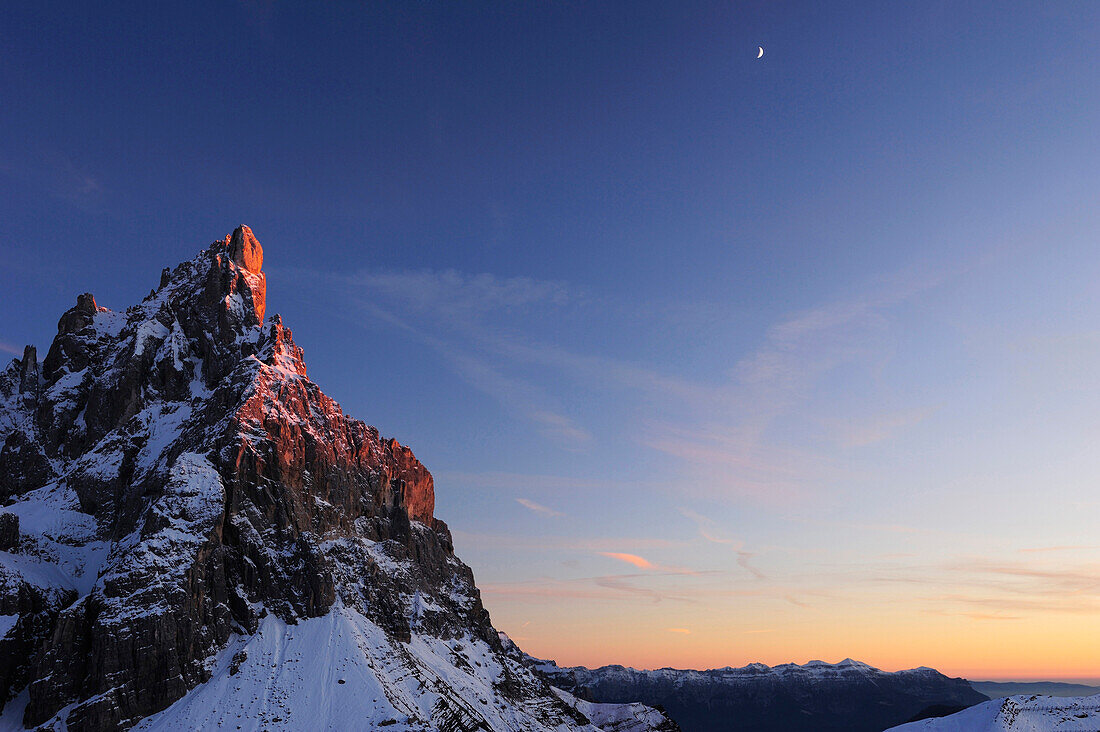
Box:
[3,1,1100,678]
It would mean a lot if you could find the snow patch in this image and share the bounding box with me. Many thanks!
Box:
[131,604,663,732]
[0,614,17,639]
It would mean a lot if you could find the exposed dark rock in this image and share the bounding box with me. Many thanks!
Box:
[906,703,972,722]
[55,294,99,336]
[0,429,55,501]
[0,513,17,550]
[18,346,38,403]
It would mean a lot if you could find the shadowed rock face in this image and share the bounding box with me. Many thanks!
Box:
[0,227,664,732]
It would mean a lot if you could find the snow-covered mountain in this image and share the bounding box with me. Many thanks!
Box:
[888,693,1100,731]
[0,226,679,732]
[535,656,988,732]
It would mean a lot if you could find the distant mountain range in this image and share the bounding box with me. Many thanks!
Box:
[970,681,1100,699]
[531,653,988,732]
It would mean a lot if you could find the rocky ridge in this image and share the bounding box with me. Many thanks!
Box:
[0,226,678,732]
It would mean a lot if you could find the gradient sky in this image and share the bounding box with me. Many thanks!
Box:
[3,1,1100,681]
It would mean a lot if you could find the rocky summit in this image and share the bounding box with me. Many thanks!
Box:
[0,227,678,732]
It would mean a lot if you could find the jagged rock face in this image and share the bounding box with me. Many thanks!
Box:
[0,227,672,732]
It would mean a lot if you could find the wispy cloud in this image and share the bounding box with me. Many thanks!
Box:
[323,275,589,448]
[832,406,938,448]
[302,259,955,508]
[529,410,592,445]
[0,147,104,210]
[592,575,694,604]
[785,595,810,609]
[451,529,685,554]
[345,269,569,320]
[665,627,691,634]
[600,552,656,569]
[481,573,703,605]
[439,471,648,494]
[435,344,590,448]
[515,498,565,518]
[933,594,1100,616]
[0,340,24,357]
[478,559,835,612]
[784,515,938,536]
[857,555,1100,617]
[679,508,766,579]
[724,264,951,417]
[960,612,1023,621]
[598,552,700,576]
[925,610,1023,622]
[641,426,839,504]
[632,266,957,504]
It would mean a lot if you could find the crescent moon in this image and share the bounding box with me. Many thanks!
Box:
[757,46,764,59]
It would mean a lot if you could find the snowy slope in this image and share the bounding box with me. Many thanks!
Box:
[0,593,672,732]
[889,694,1100,731]
[95,602,666,732]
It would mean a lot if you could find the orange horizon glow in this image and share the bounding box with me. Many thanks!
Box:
[504,608,1100,677]
[508,634,1100,681]
[477,557,1100,682]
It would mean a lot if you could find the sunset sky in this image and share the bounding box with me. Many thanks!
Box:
[3,1,1100,681]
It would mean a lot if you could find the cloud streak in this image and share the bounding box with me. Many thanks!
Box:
[600,552,656,569]
[0,147,104,211]
[0,340,24,357]
[325,279,591,448]
[451,530,685,554]
[515,498,565,518]
[302,258,959,508]
[481,572,705,605]
[598,551,700,576]
[833,406,938,448]
[679,508,767,580]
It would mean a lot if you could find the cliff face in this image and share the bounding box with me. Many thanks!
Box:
[0,227,676,732]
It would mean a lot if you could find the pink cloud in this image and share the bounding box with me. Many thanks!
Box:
[1018,545,1100,554]
[598,551,702,577]
[600,552,654,569]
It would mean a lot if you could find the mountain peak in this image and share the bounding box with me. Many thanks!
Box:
[214,224,267,322]
[227,224,263,273]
